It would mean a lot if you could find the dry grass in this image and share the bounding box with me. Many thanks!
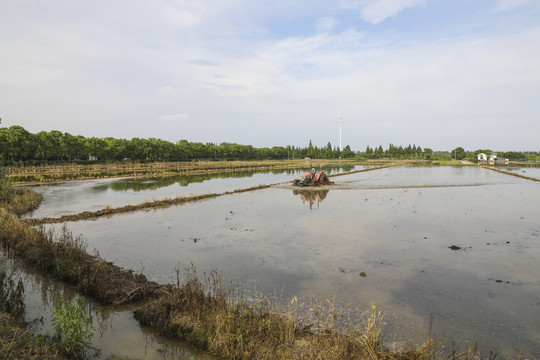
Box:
[0,312,73,360]
[0,209,159,305]
[134,267,489,360]
[0,171,42,215]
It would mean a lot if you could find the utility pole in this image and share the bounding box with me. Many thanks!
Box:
[339,109,343,152]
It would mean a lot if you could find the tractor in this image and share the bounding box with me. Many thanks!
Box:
[292,165,333,187]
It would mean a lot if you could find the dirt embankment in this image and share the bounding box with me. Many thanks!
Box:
[1,209,159,305]
[479,165,540,182]
[25,184,273,226]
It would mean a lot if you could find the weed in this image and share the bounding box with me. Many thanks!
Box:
[52,296,94,357]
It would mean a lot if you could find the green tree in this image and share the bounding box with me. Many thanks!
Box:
[5,126,35,161]
[342,145,354,158]
[451,147,466,160]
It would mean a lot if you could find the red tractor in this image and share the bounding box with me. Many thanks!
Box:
[293,166,333,187]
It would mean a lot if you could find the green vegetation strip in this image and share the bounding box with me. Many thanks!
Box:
[25,184,273,226]
[479,165,540,182]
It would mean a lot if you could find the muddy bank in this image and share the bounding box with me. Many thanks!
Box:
[25,184,273,226]
[1,208,159,305]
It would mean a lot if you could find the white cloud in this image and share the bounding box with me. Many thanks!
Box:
[495,0,530,11]
[1,0,539,150]
[163,5,201,27]
[315,17,338,32]
[361,0,426,24]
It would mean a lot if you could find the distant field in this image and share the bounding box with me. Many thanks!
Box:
[5,159,365,183]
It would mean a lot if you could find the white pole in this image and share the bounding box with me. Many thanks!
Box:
[339,109,343,152]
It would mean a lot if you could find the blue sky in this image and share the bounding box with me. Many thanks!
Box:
[1,0,539,151]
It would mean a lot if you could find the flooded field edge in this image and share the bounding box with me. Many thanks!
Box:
[0,166,499,360]
[24,165,392,226]
[1,208,482,360]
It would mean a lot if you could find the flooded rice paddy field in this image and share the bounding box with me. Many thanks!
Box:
[35,166,539,358]
[501,166,540,180]
[26,165,365,218]
[0,253,216,360]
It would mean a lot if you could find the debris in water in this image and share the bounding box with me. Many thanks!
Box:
[449,245,462,251]
[340,268,346,273]
[359,272,367,277]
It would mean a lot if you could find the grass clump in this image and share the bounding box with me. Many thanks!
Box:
[0,168,42,215]
[135,267,486,360]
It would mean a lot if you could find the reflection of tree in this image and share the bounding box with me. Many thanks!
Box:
[109,171,267,192]
[292,189,329,210]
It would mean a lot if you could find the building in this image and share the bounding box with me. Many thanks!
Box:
[477,153,487,162]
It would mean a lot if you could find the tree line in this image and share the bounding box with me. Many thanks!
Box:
[0,125,356,163]
[1,124,536,164]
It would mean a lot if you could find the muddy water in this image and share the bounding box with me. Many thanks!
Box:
[41,166,540,359]
[0,253,216,360]
[26,165,365,218]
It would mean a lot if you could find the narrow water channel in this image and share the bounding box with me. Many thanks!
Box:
[0,251,217,360]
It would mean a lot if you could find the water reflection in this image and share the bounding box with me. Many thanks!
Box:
[293,189,329,209]
[109,165,360,193]
[27,165,367,218]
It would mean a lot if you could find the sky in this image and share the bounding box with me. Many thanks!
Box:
[1,0,539,152]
